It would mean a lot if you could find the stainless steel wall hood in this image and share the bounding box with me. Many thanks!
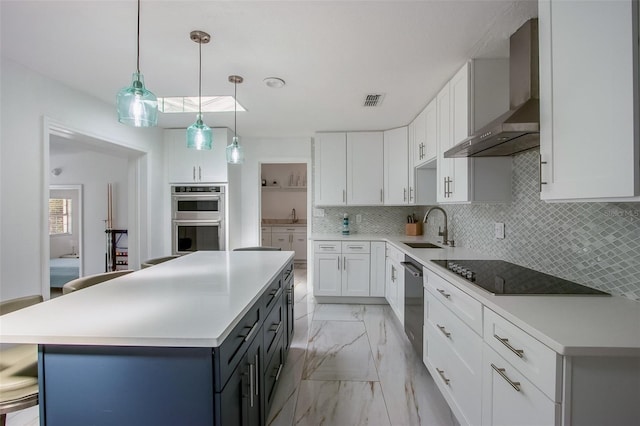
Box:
[445,19,539,158]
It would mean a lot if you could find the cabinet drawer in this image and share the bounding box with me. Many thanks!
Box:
[272,226,305,233]
[424,269,482,335]
[261,276,283,314]
[425,291,482,380]
[484,308,561,401]
[264,333,286,413]
[482,344,560,426]
[214,301,261,392]
[282,260,294,283]
[341,241,370,253]
[314,241,341,253]
[264,297,285,362]
[386,243,404,263]
[261,227,271,233]
[425,313,482,425]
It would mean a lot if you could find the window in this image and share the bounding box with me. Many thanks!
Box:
[49,198,72,235]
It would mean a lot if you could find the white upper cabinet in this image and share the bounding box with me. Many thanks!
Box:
[384,127,410,205]
[347,132,384,205]
[314,132,347,205]
[166,128,229,183]
[314,132,383,206]
[539,0,640,201]
[437,60,512,204]
[412,100,437,168]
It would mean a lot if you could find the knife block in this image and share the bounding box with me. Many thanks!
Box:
[405,223,422,236]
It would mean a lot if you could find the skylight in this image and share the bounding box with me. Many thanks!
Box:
[157,96,246,113]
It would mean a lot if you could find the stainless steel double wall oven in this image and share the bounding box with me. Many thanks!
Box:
[171,185,225,254]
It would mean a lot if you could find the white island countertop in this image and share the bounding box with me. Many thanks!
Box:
[0,251,294,347]
[311,233,640,356]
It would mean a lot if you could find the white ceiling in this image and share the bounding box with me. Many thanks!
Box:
[1,0,538,139]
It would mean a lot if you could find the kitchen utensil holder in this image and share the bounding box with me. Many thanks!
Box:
[405,223,422,236]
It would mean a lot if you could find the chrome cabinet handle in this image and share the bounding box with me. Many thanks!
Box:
[539,155,548,192]
[249,362,255,407]
[243,320,259,342]
[443,177,447,198]
[275,363,283,381]
[437,324,451,338]
[343,256,346,270]
[255,354,259,396]
[409,187,414,202]
[435,368,450,385]
[270,321,282,336]
[337,256,341,270]
[436,288,451,299]
[192,166,196,181]
[391,265,396,281]
[347,245,364,249]
[494,334,525,358]
[404,188,407,201]
[491,364,521,392]
[343,189,346,202]
[319,245,336,249]
[380,189,383,202]
[198,166,202,181]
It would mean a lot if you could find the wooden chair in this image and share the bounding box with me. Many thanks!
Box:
[140,255,181,269]
[0,295,43,426]
[62,270,133,295]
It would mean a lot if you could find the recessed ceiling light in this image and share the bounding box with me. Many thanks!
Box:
[264,77,286,89]
[157,96,246,113]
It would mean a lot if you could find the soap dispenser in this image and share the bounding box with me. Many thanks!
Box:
[342,213,350,235]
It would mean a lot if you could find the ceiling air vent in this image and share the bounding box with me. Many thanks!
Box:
[363,93,384,107]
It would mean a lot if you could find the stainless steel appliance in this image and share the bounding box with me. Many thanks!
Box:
[402,255,424,358]
[171,185,225,254]
[431,259,609,296]
[444,19,540,158]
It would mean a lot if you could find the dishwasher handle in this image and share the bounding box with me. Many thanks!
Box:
[401,261,423,277]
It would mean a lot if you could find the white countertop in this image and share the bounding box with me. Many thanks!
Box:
[311,233,640,356]
[0,251,294,347]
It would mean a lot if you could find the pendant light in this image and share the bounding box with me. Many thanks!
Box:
[186,30,212,150]
[116,0,158,127]
[226,75,245,164]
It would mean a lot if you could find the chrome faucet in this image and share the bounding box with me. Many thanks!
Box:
[291,208,297,223]
[423,207,451,246]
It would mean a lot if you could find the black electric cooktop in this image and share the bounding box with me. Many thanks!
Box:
[431,259,609,296]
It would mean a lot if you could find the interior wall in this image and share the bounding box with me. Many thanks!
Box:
[50,150,129,275]
[49,188,80,259]
[0,58,165,301]
[261,163,308,220]
[239,138,312,248]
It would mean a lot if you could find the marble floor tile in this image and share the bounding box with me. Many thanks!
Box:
[303,320,379,381]
[312,303,364,321]
[294,380,391,426]
[363,305,455,426]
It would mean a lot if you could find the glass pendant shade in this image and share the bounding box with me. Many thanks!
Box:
[186,114,213,150]
[117,72,158,127]
[226,136,245,164]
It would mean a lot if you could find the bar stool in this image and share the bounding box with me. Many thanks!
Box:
[0,295,43,426]
[62,270,133,295]
[140,255,181,269]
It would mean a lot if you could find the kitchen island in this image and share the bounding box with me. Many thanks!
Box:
[0,251,295,426]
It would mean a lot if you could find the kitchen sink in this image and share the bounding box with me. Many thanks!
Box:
[402,242,442,249]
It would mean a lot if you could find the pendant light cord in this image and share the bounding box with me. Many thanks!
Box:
[198,36,202,117]
[234,80,237,138]
[136,0,140,73]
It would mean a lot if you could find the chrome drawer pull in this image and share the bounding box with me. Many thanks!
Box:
[435,368,450,385]
[494,334,525,358]
[275,363,284,381]
[254,354,259,396]
[319,245,336,249]
[243,321,259,342]
[347,245,364,249]
[491,364,521,392]
[436,288,451,299]
[270,321,282,336]
[437,324,451,338]
[249,362,255,407]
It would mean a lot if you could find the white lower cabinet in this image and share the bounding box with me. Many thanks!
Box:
[424,288,482,425]
[385,244,404,325]
[482,344,560,426]
[313,241,371,297]
[369,242,386,297]
[268,226,307,261]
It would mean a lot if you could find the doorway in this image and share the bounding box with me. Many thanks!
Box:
[43,119,146,299]
[260,163,308,264]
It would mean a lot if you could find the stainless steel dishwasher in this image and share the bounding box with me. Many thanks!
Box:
[402,255,424,358]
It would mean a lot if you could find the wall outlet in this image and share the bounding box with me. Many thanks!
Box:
[313,208,325,217]
[356,214,362,223]
[494,222,505,239]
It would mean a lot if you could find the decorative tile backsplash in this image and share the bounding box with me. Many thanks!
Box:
[312,147,640,301]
